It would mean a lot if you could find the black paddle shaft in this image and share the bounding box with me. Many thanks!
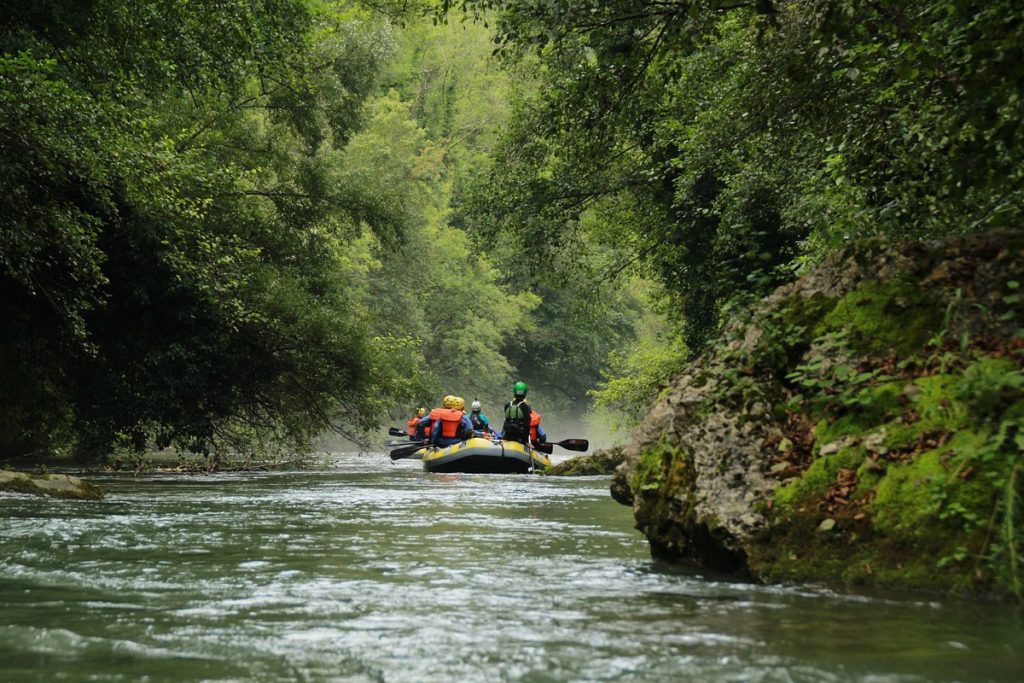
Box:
[389,443,427,460]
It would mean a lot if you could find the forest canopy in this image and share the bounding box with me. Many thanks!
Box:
[455,0,1024,351]
[2,0,1021,460]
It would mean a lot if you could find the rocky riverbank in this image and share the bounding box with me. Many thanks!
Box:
[0,471,104,500]
[544,447,626,476]
[610,230,1024,597]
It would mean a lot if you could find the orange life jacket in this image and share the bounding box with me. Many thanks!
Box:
[438,408,464,439]
[529,411,542,442]
[425,407,444,437]
[407,416,420,437]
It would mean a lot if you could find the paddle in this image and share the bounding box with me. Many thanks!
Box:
[389,442,429,460]
[532,438,589,455]
[385,439,425,448]
[388,427,410,438]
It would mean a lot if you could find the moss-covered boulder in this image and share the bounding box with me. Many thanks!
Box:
[544,446,627,476]
[612,229,1024,598]
[0,471,105,500]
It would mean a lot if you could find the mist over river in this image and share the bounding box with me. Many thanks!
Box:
[1,455,1021,682]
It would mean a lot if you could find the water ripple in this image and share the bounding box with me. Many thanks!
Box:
[1,456,1022,682]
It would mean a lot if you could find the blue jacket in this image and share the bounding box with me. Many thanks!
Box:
[470,411,490,433]
[431,414,474,448]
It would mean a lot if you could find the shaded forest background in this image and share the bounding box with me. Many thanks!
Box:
[1,0,1021,461]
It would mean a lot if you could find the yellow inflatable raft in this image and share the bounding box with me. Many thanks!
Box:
[420,437,550,474]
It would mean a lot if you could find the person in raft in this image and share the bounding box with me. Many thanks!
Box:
[469,399,492,436]
[418,396,452,442]
[529,407,547,446]
[431,396,474,448]
[407,407,426,439]
[501,381,534,445]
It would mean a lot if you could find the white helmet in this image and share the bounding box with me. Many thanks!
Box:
[471,400,481,412]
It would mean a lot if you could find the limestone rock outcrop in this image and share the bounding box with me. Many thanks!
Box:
[612,230,1024,596]
[544,446,627,476]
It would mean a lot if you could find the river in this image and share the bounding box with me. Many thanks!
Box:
[1,455,1021,682]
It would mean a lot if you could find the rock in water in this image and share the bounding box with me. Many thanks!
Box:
[612,229,1024,597]
[0,471,105,500]
[544,446,626,476]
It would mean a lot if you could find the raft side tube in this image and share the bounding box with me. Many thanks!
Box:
[422,438,550,474]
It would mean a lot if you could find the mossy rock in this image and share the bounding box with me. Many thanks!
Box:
[748,518,980,593]
[809,374,971,458]
[816,278,943,356]
[773,445,865,513]
[811,380,909,446]
[778,292,838,329]
[870,430,991,534]
[869,450,948,534]
[631,440,678,494]
[774,292,839,355]
[753,358,1018,595]
[755,413,1009,594]
[619,230,1024,597]
[544,446,626,476]
[0,471,105,500]
[631,442,691,532]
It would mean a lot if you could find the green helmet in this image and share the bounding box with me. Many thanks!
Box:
[513,381,528,398]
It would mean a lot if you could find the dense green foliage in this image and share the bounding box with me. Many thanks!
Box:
[0,1,529,460]
[590,291,688,430]
[349,15,653,429]
[5,0,1022,462]
[0,1,619,461]
[0,1,416,458]
[367,21,539,410]
[454,0,1024,358]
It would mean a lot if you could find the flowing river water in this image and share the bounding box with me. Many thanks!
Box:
[1,455,1022,682]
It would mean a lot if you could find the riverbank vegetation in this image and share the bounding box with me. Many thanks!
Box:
[0,1,660,465]
[612,232,1024,597]
[454,0,1023,379]
[2,2,414,461]
[2,0,1022,502]
[443,0,1020,596]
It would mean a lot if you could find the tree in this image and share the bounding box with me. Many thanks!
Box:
[0,1,423,458]
[452,0,1024,354]
[359,57,538,413]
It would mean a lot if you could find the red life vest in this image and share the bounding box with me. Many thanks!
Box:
[425,407,444,437]
[438,408,464,438]
[407,416,420,437]
[529,411,542,442]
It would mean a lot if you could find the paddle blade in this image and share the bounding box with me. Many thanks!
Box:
[390,443,427,460]
[555,438,589,452]
[388,427,409,437]
[533,442,553,454]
